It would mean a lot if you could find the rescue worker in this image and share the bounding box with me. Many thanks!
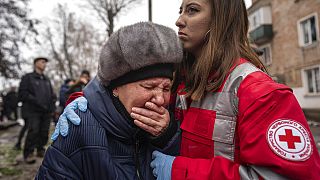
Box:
[35,22,182,180]
[149,0,320,179]
[52,0,320,179]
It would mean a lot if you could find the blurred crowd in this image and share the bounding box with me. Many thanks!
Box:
[0,57,90,164]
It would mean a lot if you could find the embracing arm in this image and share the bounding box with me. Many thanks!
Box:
[51,96,87,140]
[171,88,320,180]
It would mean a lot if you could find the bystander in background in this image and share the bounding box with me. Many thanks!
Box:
[3,86,18,121]
[53,78,75,124]
[65,70,90,98]
[16,57,56,164]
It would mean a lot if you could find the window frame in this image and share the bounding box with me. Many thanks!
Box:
[297,13,319,47]
[259,44,272,66]
[303,65,320,95]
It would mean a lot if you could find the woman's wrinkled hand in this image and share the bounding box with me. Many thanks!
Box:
[131,101,170,136]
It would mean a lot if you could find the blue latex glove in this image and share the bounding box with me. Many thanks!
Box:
[51,97,88,140]
[150,150,175,180]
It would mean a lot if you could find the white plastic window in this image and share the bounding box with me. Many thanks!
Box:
[305,67,320,94]
[299,15,318,46]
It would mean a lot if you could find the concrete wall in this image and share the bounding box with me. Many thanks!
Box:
[249,0,320,110]
[293,87,320,109]
[269,0,320,88]
[249,6,273,31]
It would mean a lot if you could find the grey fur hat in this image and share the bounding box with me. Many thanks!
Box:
[97,22,183,88]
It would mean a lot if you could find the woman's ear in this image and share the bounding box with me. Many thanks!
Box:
[112,88,119,98]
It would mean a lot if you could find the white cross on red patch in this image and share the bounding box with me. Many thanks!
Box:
[266,119,312,161]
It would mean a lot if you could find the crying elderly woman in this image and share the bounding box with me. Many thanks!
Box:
[35,22,182,180]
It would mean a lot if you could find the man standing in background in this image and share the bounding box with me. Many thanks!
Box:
[18,57,56,164]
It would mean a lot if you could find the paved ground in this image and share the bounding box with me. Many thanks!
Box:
[0,121,319,179]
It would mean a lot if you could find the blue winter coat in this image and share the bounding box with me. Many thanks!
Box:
[36,77,174,180]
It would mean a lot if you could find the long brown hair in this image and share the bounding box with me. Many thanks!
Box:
[173,0,267,100]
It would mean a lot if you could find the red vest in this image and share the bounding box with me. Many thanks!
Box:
[172,61,320,180]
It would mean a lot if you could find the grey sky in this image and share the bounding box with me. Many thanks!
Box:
[0,0,253,90]
[29,0,253,31]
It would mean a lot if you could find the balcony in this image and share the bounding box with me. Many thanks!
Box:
[249,24,273,45]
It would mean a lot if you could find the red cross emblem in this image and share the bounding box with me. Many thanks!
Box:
[266,119,312,161]
[279,129,301,149]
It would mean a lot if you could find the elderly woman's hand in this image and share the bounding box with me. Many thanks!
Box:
[131,102,170,136]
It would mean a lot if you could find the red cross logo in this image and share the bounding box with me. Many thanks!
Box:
[279,129,301,149]
[267,119,311,161]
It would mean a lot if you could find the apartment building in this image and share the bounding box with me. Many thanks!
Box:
[248,0,320,120]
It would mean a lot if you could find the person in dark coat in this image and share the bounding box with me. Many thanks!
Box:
[64,70,90,99]
[50,78,75,126]
[59,78,75,108]
[3,87,18,120]
[18,57,56,163]
[35,22,182,180]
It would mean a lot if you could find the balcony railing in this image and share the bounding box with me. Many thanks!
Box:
[249,24,273,45]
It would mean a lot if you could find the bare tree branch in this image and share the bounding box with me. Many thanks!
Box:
[42,4,102,81]
[58,5,74,78]
[85,0,142,37]
[46,28,67,78]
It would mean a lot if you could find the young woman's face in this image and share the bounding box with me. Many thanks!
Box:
[176,0,212,57]
[112,77,172,114]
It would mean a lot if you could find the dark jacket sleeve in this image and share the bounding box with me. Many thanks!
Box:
[35,146,82,180]
[59,85,68,107]
[18,75,38,105]
[48,79,57,113]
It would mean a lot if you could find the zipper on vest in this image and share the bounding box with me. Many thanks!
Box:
[133,130,143,180]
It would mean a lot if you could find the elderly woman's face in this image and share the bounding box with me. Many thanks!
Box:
[113,77,172,113]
